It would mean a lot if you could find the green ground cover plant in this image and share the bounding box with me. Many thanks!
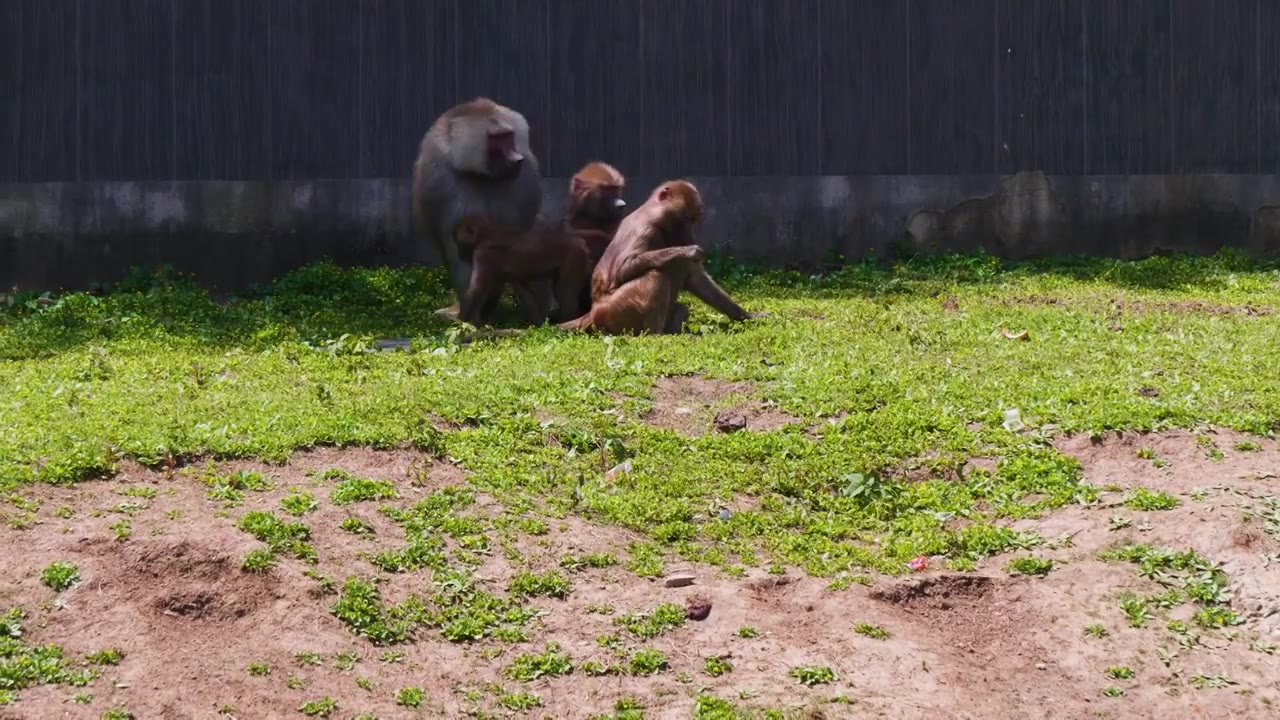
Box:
[4,250,1280,715]
[2,252,1279,578]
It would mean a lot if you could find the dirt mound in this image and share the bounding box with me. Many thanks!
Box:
[90,539,277,622]
[872,573,993,609]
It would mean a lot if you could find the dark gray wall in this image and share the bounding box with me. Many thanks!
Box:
[4,1,1280,293]
[4,0,1278,183]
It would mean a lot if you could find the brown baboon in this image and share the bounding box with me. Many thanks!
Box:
[558,180,760,335]
[566,161,629,253]
[453,214,607,326]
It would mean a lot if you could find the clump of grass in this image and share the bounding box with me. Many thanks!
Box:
[326,470,397,506]
[340,517,375,535]
[498,690,543,711]
[236,510,315,562]
[205,470,271,504]
[1106,666,1135,680]
[1083,624,1109,638]
[299,697,337,717]
[789,665,837,686]
[703,654,733,676]
[247,662,271,676]
[1118,593,1151,628]
[505,644,574,681]
[1101,545,1234,624]
[240,548,276,573]
[329,577,419,645]
[736,626,760,639]
[294,650,323,667]
[84,648,124,665]
[40,561,80,592]
[614,603,687,639]
[333,650,358,670]
[117,486,156,500]
[853,623,891,640]
[395,687,424,708]
[1007,556,1054,577]
[508,570,573,599]
[0,608,99,703]
[628,648,668,676]
[281,492,320,516]
[1125,488,1180,511]
[559,552,618,571]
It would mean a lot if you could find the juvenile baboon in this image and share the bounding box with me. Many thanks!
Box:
[453,214,606,326]
[566,161,629,252]
[558,179,760,335]
[562,162,629,312]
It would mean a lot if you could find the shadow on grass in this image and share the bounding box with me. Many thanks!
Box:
[2,248,1276,361]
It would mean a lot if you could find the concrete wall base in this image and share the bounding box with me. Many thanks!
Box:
[3,173,1279,292]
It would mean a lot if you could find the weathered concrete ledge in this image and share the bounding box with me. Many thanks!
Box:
[3,173,1280,293]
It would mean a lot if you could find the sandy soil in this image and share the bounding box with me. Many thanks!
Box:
[2,427,1278,719]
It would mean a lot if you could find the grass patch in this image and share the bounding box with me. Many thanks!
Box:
[0,608,99,704]
[628,648,668,676]
[703,655,733,676]
[84,648,124,666]
[236,510,315,563]
[1101,545,1241,629]
[853,623,891,640]
[394,686,424,708]
[1007,556,1054,577]
[789,665,837,686]
[614,603,687,640]
[505,644,574,681]
[1,254,1279,589]
[339,517,376,536]
[39,561,80,592]
[298,697,337,717]
[1083,624,1109,638]
[325,469,398,505]
[1125,488,1181,511]
[508,570,573,599]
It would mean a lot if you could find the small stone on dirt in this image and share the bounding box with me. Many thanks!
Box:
[664,574,696,588]
[714,410,748,434]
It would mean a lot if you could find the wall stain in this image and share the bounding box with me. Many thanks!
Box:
[903,171,1068,258]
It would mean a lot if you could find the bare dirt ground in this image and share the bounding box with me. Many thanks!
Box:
[2,429,1279,719]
